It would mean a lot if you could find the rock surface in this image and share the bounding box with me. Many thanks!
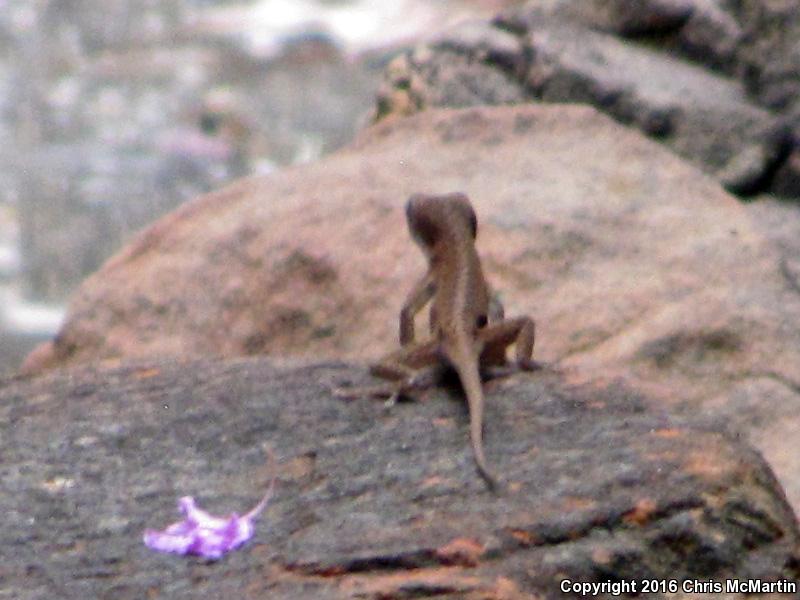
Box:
[20,105,800,518]
[376,0,800,198]
[0,359,798,598]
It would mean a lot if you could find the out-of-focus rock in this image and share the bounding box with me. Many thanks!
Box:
[377,0,800,198]
[734,0,800,111]
[521,19,787,192]
[1,0,385,310]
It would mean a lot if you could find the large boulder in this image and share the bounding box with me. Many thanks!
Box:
[20,105,800,515]
[0,359,797,598]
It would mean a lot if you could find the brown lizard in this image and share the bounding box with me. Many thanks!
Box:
[339,192,538,489]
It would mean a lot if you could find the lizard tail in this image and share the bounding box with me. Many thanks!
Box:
[243,448,278,520]
[453,355,498,490]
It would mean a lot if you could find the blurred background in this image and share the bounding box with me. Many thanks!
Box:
[0,0,511,374]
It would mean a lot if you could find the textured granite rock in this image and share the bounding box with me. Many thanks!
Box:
[1,359,797,598]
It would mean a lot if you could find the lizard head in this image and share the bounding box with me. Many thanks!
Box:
[405,192,477,251]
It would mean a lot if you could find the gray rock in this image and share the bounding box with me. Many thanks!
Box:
[558,0,695,36]
[496,0,743,76]
[432,19,526,75]
[734,0,800,110]
[772,145,800,198]
[0,359,797,598]
[375,35,531,121]
[383,1,800,199]
[524,19,784,182]
[677,0,743,72]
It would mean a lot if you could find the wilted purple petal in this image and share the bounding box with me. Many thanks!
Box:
[144,461,276,559]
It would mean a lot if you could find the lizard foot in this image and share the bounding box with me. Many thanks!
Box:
[332,380,429,406]
[332,383,398,401]
[518,359,545,372]
[482,360,544,380]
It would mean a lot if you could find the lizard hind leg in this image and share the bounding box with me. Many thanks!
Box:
[334,339,444,405]
[478,316,540,372]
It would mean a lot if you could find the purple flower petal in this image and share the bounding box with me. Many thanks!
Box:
[144,456,276,560]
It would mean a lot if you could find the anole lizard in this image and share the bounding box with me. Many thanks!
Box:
[339,193,538,489]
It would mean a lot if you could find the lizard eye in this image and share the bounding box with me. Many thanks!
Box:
[476,314,488,328]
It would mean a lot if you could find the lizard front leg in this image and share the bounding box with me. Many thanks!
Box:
[369,338,444,404]
[399,270,435,345]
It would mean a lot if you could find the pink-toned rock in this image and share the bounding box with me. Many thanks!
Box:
[22,104,800,510]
